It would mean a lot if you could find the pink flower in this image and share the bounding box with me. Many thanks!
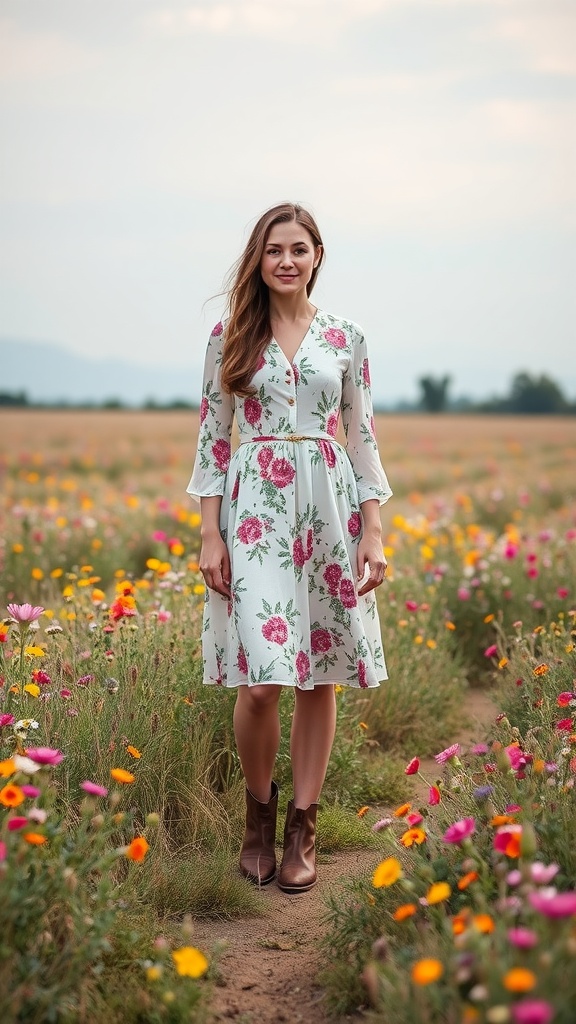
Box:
[357,659,367,688]
[434,743,460,764]
[296,650,310,684]
[7,603,44,623]
[428,786,441,806]
[59,688,72,699]
[76,674,94,687]
[557,691,574,707]
[269,457,295,488]
[504,542,518,559]
[372,817,393,832]
[347,512,362,538]
[529,890,576,917]
[555,717,573,731]
[361,358,370,386]
[407,812,423,826]
[261,616,288,645]
[7,817,28,831]
[230,474,240,501]
[484,644,498,658]
[471,743,489,755]
[199,396,209,423]
[511,1001,555,1024]
[0,841,6,862]
[212,321,223,336]
[81,780,109,797]
[457,587,470,601]
[530,862,559,885]
[293,538,307,568]
[305,529,314,559]
[32,670,52,686]
[318,440,336,468]
[339,578,357,609]
[20,784,40,798]
[507,927,538,949]
[153,530,167,542]
[237,517,263,545]
[237,646,248,675]
[405,600,419,612]
[527,567,539,579]
[326,411,339,437]
[405,757,420,775]
[310,628,332,654]
[493,824,522,854]
[323,327,347,349]
[557,586,569,599]
[505,745,526,769]
[212,439,231,473]
[25,747,64,766]
[0,713,15,727]
[323,563,343,595]
[244,397,263,427]
[257,446,274,475]
[443,817,476,844]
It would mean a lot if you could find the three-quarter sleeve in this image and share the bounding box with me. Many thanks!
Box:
[340,326,393,506]
[186,324,235,502]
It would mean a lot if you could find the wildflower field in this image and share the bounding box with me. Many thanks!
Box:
[1,408,575,1024]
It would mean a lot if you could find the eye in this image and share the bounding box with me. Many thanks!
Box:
[294,248,308,255]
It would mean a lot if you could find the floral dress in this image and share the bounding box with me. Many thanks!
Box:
[187,309,392,689]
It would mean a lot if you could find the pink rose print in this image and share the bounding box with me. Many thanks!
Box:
[256,354,266,370]
[323,563,343,596]
[318,440,336,469]
[262,616,289,645]
[347,512,362,538]
[296,650,310,684]
[237,517,263,544]
[237,646,248,675]
[326,411,339,437]
[212,439,231,473]
[292,364,300,385]
[269,457,295,488]
[370,416,376,439]
[212,322,223,336]
[358,659,368,688]
[311,628,333,654]
[362,358,371,386]
[231,474,240,501]
[257,446,274,476]
[339,578,357,609]
[305,528,314,559]
[200,396,209,424]
[323,327,347,349]
[293,537,306,568]
[244,397,263,427]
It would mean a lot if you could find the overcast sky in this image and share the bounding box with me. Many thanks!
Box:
[1,0,574,404]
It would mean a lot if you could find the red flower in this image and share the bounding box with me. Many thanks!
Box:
[326,411,339,437]
[556,718,573,731]
[237,646,248,675]
[323,563,343,596]
[347,512,362,538]
[296,650,310,684]
[237,517,263,545]
[362,358,371,386]
[318,440,336,468]
[231,475,240,501]
[405,600,418,612]
[200,397,209,423]
[311,628,332,654]
[428,786,441,806]
[339,578,357,609]
[212,321,223,336]
[212,439,231,473]
[293,538,307,568]
[257,446,274,476]
[244,397,263,427]
[269,457,295,488]
[357,659,367,688]
[404,757,420,775]
[261,616,288,645]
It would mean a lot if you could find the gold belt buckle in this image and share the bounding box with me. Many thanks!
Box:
[285,434,307,442]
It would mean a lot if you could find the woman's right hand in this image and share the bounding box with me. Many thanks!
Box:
[199,531,232,599]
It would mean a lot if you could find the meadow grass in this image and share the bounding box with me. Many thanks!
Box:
[1,410,575,1022]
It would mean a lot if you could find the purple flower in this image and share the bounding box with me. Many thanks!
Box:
[443,817,476,844]
[473,785,494,801]
[372,817,393,832]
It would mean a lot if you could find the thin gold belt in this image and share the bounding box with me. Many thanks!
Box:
[241,434,328,444]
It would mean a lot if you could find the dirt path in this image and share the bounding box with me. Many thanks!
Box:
[193,688,498,1024]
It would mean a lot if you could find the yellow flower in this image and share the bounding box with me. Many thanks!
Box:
[193,584,205,595]
[50,567,64,578]
[92,589,105,602]
[172,946,209,978]
[146,965,162,982]
[411,959,443,985]
[426,639,437,650]
[12,543,24,554]
[110,768,135,784]
[126,745,142,759]
[426,882,451,905]
[503,968,537,993]
[25,647,45,657]
[372,857,403,888]
[23,683,40,698]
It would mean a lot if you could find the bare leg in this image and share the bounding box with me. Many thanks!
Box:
[233,684,283,803]
[290,685,337,808]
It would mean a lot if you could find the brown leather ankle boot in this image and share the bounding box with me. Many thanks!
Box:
[239,782,278,886]
[277,800,318,894]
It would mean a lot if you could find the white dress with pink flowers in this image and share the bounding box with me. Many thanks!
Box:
[187,309,392,689]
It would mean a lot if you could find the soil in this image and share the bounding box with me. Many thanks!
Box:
[192,688,498,1024]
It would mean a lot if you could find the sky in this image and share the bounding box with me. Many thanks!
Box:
[1,0,575,406]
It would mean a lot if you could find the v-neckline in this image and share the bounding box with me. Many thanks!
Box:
[271,308,319,366]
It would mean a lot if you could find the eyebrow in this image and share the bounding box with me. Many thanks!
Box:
[266,240,310,247]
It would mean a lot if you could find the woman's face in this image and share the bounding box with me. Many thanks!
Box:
[260,221,321,297]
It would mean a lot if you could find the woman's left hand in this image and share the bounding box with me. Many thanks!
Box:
[356,530,387,596]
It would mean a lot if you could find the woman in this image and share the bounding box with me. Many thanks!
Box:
[188,202,392,893]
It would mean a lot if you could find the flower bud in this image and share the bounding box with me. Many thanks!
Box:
[91,814,105,830]
[520,821,538,858]
[371,936,388,962]
[113,812,125,825]
[360,962,380,1006]
[146,812,160,827]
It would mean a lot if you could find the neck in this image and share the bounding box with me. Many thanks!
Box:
[269,294,316,323]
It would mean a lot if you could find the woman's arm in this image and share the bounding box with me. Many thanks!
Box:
[199,495,231,599]
[357,498,387,596]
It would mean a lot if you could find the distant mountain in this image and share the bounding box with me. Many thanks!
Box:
[0,339,201,406]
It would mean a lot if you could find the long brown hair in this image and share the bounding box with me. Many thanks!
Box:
[220,203,324,396]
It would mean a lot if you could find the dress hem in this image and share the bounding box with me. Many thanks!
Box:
[202,675,387,689]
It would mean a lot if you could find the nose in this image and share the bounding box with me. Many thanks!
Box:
[279,252,294,268]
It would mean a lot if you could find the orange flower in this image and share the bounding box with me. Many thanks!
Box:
[0,783,25,808]
[503,968,537,993]
[426,882,451,905]
[392,903,417,922]
[411,959,443,985]
[0,758,16,778]
[400,827,426,847]
[126,745,141,759]
[533,664,549,676]
[373,857,403,888]
[125,836,150,862]
[457,871,479,890]
[23,832,47,845]
[357,805,370,818]
[473,914,495,934]
[110,768,135,784]
[452,911,470,935]
[491,814,516,827]
[393,802,411,818]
